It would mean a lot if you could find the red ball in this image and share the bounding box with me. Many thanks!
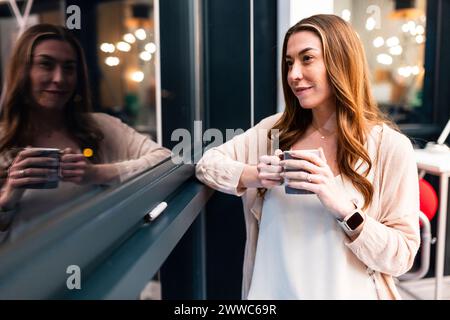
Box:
[419,178,438,223]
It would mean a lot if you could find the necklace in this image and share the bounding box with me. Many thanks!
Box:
[311,122,336,139]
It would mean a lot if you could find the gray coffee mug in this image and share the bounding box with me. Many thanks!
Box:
[283,149,320,195]
[22,148,61,189]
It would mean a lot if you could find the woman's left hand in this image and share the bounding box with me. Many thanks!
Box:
[280,148,355,220]
[60,148,97,185]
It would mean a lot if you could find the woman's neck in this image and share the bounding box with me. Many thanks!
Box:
[29,108,65,134]
[311,104,337,134]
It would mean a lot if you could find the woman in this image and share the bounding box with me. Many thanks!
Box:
[196,14,420,299]
[0,24,170,232]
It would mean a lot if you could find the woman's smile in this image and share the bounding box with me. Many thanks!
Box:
[293,86,314,96]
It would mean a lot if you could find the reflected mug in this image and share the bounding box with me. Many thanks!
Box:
[283,149,320,195]
[22,148,62,189]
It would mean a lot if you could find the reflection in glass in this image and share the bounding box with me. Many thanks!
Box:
[97,1,158,139]
[0,23,170,239]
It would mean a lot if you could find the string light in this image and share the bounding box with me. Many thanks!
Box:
[416,25,425,35]
[389,45,403,56]
[373,36,384,48]
[415,35,425,44]
[377,53,393,65]
[123,33,136,43]
[101,28,157,68]
[116,41,131,52]
[341,9,351,22]
[100,43,115,53]
[386,36,399,47]
[365,17,376,31]
[135,28,147,40]
[130,71,144,82]
[105,56,120,66]
[140,51,152,61]
[145,42,157,53]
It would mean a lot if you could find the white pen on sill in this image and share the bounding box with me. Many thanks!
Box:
[145,202,168,222]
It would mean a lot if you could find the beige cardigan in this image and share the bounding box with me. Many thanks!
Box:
[196,113,420,300]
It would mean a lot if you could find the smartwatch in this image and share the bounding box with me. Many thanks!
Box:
[338,199,364,232]
[338,208,365,232]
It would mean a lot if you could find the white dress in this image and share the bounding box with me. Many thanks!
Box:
[247,175,378,300]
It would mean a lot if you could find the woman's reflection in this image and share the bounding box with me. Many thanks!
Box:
[0,24,171,234]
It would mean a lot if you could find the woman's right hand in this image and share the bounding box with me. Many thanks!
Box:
[0,148,59,210]
[238,149,284,189]
[257,149,284,188]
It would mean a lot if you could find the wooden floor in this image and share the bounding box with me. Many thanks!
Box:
[397,276,450,300]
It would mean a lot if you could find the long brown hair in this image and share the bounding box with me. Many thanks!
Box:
[0,24,103,163]
[273,14,392,209]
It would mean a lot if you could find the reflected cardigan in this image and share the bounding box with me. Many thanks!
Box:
[0,113,171,233]
[91,113,171,182]
[196,113,420,300]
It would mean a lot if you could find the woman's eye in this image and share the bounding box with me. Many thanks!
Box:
[63,65,76,72]
[303,55,313,63]
[39,61,53,69]
[286,60,293,66]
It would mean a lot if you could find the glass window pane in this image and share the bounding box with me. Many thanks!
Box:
[97,0,157,139]
[334,0,427,124]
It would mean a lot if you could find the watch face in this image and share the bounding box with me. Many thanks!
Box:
[346,211,364,230]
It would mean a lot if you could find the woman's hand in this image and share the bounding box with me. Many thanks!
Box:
[0,147,59,210]
[238,149,284,189]
[60,148,120,186]
[257,149,284,188]
[280,148,355,220]
[60,148,96,184]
